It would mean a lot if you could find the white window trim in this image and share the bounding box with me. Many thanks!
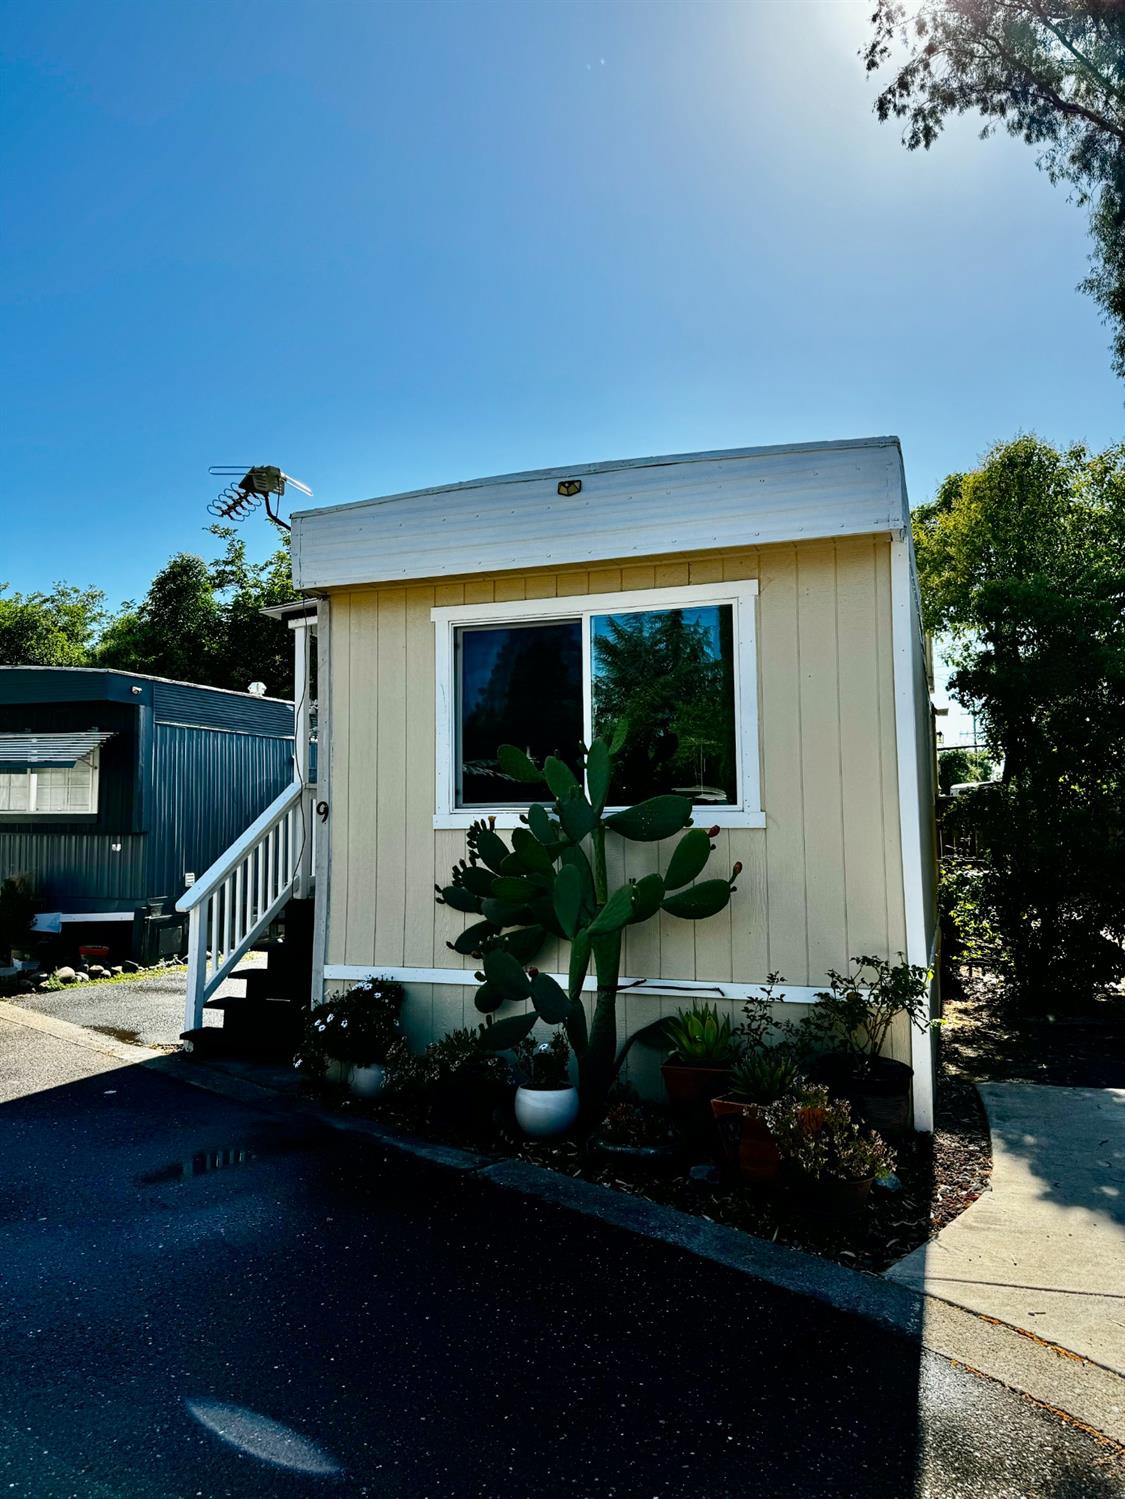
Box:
[431,581,764,830]
[0,748,100,816]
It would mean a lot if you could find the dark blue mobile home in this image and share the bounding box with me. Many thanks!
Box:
[0,668,293,959]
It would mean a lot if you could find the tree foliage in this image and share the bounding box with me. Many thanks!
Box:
[1,530,300,698]
[93,530,300,695]
[937,746,994,793]
[0,582,106,666]
[915,435,1125,1003]
[864,2,1125,379]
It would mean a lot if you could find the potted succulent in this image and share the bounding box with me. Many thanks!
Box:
[767,1085,895,1214]
[512,1030,579,1138]
[660,1001,743,1109]
[711,1047,802,1183]
[296,977,405,1098]
[801,955,931,1135]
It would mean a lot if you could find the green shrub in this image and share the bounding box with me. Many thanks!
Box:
[767,1086,894,1183]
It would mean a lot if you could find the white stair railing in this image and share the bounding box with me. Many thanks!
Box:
[176,779,309,1033]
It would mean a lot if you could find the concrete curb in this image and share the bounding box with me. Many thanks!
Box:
[11,1021,1122,1449]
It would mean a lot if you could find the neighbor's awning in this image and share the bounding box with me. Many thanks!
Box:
[0,730,115,770]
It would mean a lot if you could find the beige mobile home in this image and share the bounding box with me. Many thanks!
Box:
[180,438,939,1128]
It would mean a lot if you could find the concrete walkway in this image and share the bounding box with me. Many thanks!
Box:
[887,1083,1125,1376]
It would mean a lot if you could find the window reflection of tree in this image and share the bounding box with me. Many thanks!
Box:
[593,608,737,805]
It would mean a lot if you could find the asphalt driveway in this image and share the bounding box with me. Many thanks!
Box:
[0,1020,1120,1498]
[10,958,261,1050]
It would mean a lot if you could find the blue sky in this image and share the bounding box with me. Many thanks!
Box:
[2,0,1121,651]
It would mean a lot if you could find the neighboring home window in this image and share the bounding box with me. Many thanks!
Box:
[434,581,762,828]
[0,749,100,815]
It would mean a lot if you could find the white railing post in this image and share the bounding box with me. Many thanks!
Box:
[184,905,209,1033]
[297,790,314,899]
[177,779,306,1035]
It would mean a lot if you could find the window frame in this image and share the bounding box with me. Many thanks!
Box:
[0,747,101,817]
[431,581,763,830]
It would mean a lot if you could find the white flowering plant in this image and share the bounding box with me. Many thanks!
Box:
[295,978,406,1074]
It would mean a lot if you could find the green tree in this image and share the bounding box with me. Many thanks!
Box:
[915,435,1125,1004]
[864,2,1125,379]
[0,582,105,666]
[592,609,736,804]
[207,526,300,698]
[95,553,221,684]
[937,746,995,795]
[94,530,300,696]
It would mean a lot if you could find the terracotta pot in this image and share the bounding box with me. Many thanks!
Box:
[789,1167,877,1217]
[711,1098,783,1183]
[661,1062,732,1109]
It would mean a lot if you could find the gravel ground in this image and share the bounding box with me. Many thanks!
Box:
[10,959,262,1050]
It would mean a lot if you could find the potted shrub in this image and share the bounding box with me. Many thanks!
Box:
[296,977,405,1098]
[512,1030,579,1138]
[711,1047,802,1183]
[801,954,931,1135]
[767,1085,895,1214]
[420,1024,515,1135]
[660,1002,742,1108]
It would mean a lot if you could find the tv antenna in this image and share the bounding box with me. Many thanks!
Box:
[207,465,313,531]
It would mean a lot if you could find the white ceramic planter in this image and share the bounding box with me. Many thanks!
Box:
[349,1062,387,1100]
[514,1085,579,1139]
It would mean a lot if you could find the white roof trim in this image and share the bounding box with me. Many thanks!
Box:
[0,730,114,769]
[292,437,909,590]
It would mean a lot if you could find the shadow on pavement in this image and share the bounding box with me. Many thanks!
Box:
[0,1056,1118,1497]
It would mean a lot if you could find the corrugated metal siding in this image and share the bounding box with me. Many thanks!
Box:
[293,439,908,589]
[152,681,293,737]
[147,724,294,903]
[0,831,147,909]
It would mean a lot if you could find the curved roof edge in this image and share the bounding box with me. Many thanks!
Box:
[292,436,909,591]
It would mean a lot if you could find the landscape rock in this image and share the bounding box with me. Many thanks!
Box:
[73,970,90,982]
[52,967,77,984]
[87,965,109,980]
[122,961,140,973]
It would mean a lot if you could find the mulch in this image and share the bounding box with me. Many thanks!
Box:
[328,1034,995,1276]
[940,967,1125,1089]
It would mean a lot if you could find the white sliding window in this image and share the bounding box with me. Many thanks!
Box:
[0,749,100,815]
[432,581,763,829]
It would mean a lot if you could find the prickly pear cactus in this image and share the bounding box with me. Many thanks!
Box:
[435,725,741,1115]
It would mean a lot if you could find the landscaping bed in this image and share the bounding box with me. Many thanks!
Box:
[314,1065,991,1276]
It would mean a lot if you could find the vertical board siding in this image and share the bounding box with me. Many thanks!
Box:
[325,540,908,1030]
[148,724,293,904]
[374,589,407,965]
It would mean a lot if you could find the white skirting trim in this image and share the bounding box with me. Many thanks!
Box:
[322,964,825,1005]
